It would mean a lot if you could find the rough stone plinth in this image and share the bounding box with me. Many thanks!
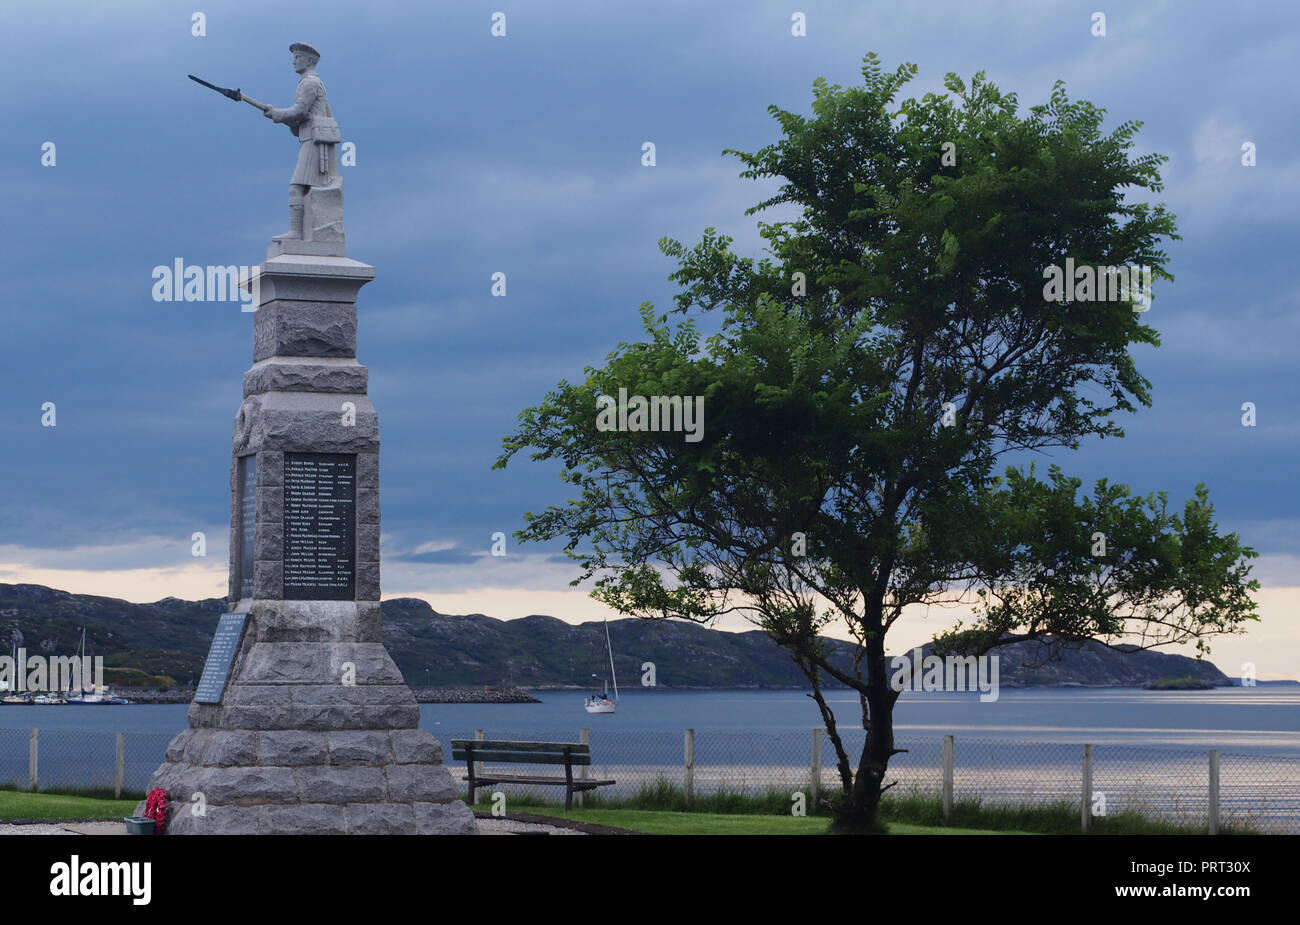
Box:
[141,253,475,834]
[305,184,345,243]
[139,644,477,835]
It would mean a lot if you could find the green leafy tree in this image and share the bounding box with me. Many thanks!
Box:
[495,54,1258,830]
[937,467,1258,661]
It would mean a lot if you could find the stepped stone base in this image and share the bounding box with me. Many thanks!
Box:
[146,250,475,833]
[138,632,477,835]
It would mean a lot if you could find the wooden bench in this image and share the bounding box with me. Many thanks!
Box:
[452,739,616,810]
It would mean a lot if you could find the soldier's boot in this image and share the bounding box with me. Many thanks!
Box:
[272,204,305,242]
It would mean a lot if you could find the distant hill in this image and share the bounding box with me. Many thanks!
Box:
[0,584,1241,689]
[380,597,832,688]
[0,584,226,685]
[970,637,1233,688]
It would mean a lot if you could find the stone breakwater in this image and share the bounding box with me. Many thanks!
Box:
[111,688,192,704]
[117,687,540,704]
[412,687,540,704]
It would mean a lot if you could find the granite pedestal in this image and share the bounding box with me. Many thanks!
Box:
[140,243,475,835]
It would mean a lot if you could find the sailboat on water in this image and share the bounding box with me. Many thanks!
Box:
[65,628,129,705]
[583,616,618,715]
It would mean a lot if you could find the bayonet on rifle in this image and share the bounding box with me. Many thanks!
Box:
[188,74,270,112]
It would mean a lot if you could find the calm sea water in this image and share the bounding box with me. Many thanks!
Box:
[3,686,1298,755]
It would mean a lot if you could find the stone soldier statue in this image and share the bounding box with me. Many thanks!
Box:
[263,43,344,248]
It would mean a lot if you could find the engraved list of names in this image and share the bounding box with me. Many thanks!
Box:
[238,455,257,599]
[283,452,357,600]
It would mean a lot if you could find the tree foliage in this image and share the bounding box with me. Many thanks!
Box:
[496,54,1257,826]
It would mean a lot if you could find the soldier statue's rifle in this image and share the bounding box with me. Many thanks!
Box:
[189,74,307,138]
[188,74,272,113]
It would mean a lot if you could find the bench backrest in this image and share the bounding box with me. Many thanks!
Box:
[451,739,592,767]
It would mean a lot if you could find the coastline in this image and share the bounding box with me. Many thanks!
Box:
[4,679,1292,706]
[0,686,544,705]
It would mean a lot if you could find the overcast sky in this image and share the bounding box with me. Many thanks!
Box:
[1,0,1296,678]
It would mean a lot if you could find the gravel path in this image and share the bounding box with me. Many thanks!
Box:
[0,823,78,835]
[475,817,586,835]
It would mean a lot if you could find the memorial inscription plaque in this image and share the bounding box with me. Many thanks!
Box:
[283,451,356,600]
[238,455,257,599]
[193,612,249,703]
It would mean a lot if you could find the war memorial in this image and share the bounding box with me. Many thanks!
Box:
[138,44,477,835]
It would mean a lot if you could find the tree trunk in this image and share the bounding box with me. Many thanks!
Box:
[832,630,898,833]
[807,674,853,796]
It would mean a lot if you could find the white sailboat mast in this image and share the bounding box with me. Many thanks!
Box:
[604,615,618,702]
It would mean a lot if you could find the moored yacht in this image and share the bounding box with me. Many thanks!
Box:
[582,616,619,715]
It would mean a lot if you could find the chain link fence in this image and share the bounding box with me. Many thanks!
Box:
[1219,751,1300,834]
[1090,744,1214,828]
[0,726,175,796]
[2,723,1296,832]
[444,727,1299,832]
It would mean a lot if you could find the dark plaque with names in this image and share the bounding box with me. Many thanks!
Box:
[194,612,248,703]
[283,452,356,600]
[238,455,257,599]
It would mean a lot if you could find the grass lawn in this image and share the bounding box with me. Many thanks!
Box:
[3,787,1040,834]
[511,808,1022,835]
[0,790,140,822]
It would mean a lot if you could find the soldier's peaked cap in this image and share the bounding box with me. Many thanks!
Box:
[289,42,320,59]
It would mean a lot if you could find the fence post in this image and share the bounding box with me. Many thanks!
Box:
[115,732,126,799]
[28,728,38,792]
[810,728,822,809]
[577,727,589,809]
[684,728,695,809]
[942,734,954,824]
[1081,744,1094,833]
[474,729,484,742]
[1208,749,1220,835]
